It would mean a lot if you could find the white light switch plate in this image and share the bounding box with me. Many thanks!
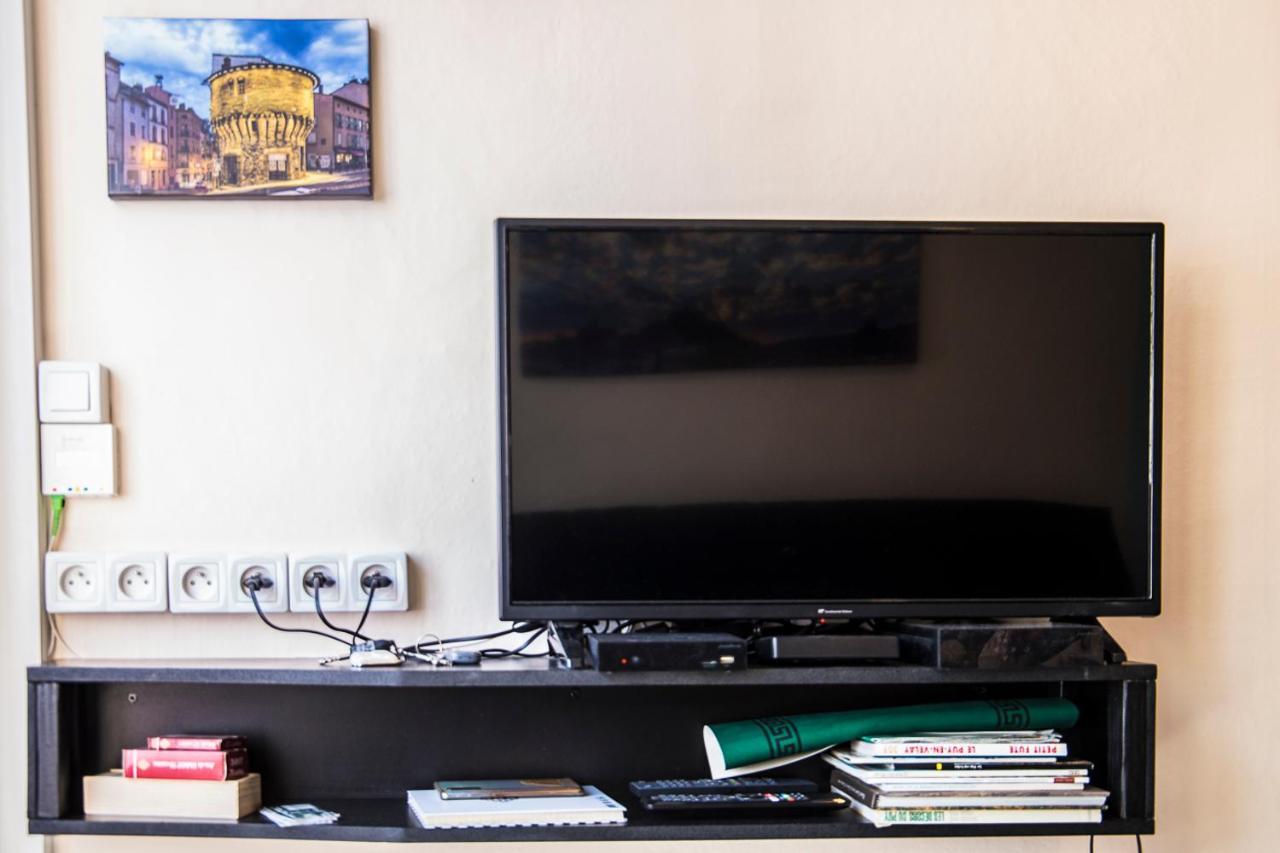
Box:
[38,361,109,423]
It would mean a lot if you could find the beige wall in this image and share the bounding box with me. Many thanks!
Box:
[5,0,1278,851]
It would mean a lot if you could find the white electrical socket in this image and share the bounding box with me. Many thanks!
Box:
[348,552,409,611]
[168,554,229,612]
[45,552,106,612]
[289,553,347,612]
[105,553,168,612]
[229,554,288,613]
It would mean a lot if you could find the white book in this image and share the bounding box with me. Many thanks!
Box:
[865,730,1060,742]
[847,797,1103,827]
[407,785,626,829]
[842,783,1109,809]
[849,740,1068,758]
[859,780,1086,792]
[823,753,1091,782]
[832,754,1061,766]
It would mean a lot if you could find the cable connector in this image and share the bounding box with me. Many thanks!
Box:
[304,571,336,590]
[360,572,393,592]
[242,572,274,593]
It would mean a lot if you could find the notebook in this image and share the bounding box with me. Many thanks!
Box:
[407,784,626,829]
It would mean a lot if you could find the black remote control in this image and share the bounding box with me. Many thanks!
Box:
[628,777,820,797]
[639,790,850,816]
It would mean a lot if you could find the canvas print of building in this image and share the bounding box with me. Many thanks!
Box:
[104,18,371,198]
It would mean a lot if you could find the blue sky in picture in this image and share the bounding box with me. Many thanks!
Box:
[104,18,369,120]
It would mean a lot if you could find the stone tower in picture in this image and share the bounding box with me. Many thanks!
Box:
[207,55,317,188]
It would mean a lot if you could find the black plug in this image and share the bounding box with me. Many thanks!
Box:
[242,572,274,593]
[305,571,336,590]
[361,572,393,592]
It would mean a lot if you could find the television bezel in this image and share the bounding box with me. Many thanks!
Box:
[497,218,1163,621]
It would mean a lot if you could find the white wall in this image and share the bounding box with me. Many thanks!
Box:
[13,0,1280,851]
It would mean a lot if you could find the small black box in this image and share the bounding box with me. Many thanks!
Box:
[586,633,747,672]
[753,634,900,664]
[896,620,1123,668]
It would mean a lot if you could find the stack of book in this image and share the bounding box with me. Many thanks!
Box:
[825,730,1108,827]
[83,734,261,821]
[408,778,627,829]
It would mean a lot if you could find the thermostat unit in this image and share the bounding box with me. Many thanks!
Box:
[41,424,117,496]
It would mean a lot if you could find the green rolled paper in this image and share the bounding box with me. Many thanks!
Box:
[704,697,1078,778]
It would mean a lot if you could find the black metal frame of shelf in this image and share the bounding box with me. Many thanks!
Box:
[28,659,1155,843]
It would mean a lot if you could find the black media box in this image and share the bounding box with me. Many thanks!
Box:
[586,633,747,672]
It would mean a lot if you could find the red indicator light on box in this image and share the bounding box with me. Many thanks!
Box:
[620,657,629,666]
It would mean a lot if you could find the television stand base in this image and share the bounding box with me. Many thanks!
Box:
[894,617,1127,668]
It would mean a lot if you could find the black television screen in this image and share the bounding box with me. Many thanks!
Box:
[499,220,1161,620]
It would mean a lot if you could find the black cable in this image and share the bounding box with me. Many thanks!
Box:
[1088,835,1093,853]
[248,586,350,647]
[402,621,544,655]
[480,627,549,658]
[353,580,376,638]
[1136,835,1143,853]
[312,577,371,643]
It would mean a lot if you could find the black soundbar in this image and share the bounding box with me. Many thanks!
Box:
[753,634,901,664]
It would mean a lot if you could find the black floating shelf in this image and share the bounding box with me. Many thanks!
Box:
[27,657,1157,687]
[29,659,1156,843]
[31,795,1153,843]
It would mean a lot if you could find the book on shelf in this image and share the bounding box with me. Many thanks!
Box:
[822,754,1092,785]
[146,735,247,751]
[831,773,1109,809]
[435,778,584,799]
[82,771,261,820]
[826,749,1090,773]
[407,785,626,829]
[122,747,248,780]
[845,797,1103,827]
[847,731,1067,758]
[832,754,1062,765]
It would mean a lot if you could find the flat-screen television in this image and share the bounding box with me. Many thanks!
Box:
[498,220,1162,620]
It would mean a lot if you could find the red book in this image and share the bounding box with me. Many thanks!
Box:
[145,735,247,751]
[122,748,248,780]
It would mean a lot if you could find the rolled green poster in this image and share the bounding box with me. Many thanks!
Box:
[704,697,1078,778]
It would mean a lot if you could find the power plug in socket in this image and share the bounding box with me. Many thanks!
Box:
[105,553,168,612]
[45,552,107,613]
[348,552,409,612]
[289,554,347,612]
[229,554,288,613]
[168,555,229,612]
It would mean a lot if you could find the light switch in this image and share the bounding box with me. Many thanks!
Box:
[46,371,90,412]
[38,361,110,423]
[41,424,117,496]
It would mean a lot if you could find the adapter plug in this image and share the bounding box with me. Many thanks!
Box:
[360,572,394,592]
[243,572,274,593]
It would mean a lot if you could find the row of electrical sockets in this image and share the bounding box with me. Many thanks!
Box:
[44,552,409,614]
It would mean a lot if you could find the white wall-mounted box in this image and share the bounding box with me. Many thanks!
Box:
[38,361,109,423]
[40,424,117,496]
